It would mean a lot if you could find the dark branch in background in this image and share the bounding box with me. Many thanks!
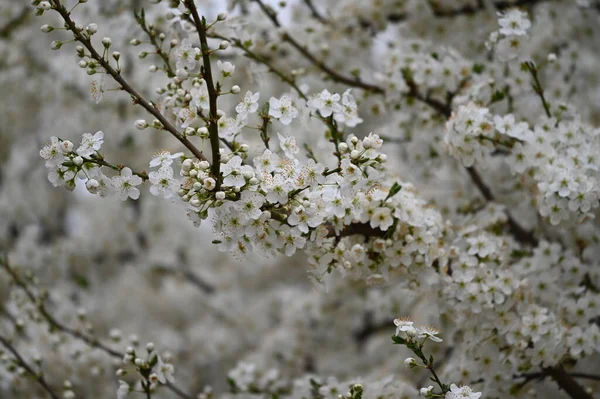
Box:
[251,0,538,248]
[466,167,538,246]
[0,335,60,399]
[184,1,222,187]
[302,0,328,24]
[134,9,175,77]
[253,0,385,95]
[0,256,195,399]
[0,7,29,39]
[387,0,550,23]
[49,0,208,164]
[543,367,594,399]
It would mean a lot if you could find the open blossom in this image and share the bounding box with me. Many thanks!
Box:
[254,149,279,174]
[155,355,176,384]
[175,38,200,70]
[445,384,481,399]
[149,151,184,168]
[307,89,341,117]
[222,156,253,188]
[40,136,65,167]
[236,90,260,118]
[217,60,235,77]
[370,207,394,230]
[191,83,210,110]
[394,318,415,336]
[277,132,299,158]
[269,95,298,125]
[77,131,104,157]
[112,167,142,200]
[236,191,265,220]
[417,326,443,342]
[149,166,179,198]
[498,9,531,36]
[334,90,363,127]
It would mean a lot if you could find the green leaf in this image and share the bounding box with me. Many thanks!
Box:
[384,182,402,202]
[391,335,406,345]
[490,90,505,104]
[472,64,485,74]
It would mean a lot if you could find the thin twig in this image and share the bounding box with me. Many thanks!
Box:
[184,1,221,187]
[0,257,195,399]
[253,0,384,94]
[302,0,328,24]
[134,9,175,77]
[0,335,60,399]
[49,0,208,164]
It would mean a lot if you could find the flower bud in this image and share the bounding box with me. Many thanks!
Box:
[135,120,148,130]
[73,156,83,166]
[215,191,226,200]
[404,357,417,369]
[85,179,100,194]
[176,68,189,80]
[203,178,216,191]
[40,24,53,33]
[86,23,98,35]
[217,12,228,21]
[61,140,74,152]
[182,159,193,171]
[405,326,417,337]
[101,37,112,48]
[219,41,229,50]
[198,161,210,170]
[231,85,241,94]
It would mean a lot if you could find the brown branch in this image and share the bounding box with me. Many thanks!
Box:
[253,0,385,95]
[387,0,550,23]
[134,9,175,77]
[1,257,195,399]
[50,0,208,164]
[184,1,222,187]
[251,0,537,248]
[544,367,594,399]
[466,167,538,246]
[0,335,60,399]
[302,0,328,24]
[0,7,29,39]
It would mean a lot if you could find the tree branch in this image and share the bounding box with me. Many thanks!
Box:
[1,256,195,399]
[50,0,208,163]
[0,335,60,399]
[184,1,222,187]
[544,367,594,399]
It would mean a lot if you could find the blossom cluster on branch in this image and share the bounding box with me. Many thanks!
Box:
[1,0,600,398]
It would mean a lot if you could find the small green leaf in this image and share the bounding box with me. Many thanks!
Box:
[391,335,406,345]
[472,64,485,74]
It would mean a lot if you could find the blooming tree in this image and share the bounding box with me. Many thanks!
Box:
[1,0,600,398]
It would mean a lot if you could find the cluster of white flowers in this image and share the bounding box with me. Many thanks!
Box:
[377,41,472,101]
[486,9,532,62]
[5,0,600,399]
[40,132,143,200]
[116,342,176,399]
[307,89,363,127]
[445,103,600,225]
